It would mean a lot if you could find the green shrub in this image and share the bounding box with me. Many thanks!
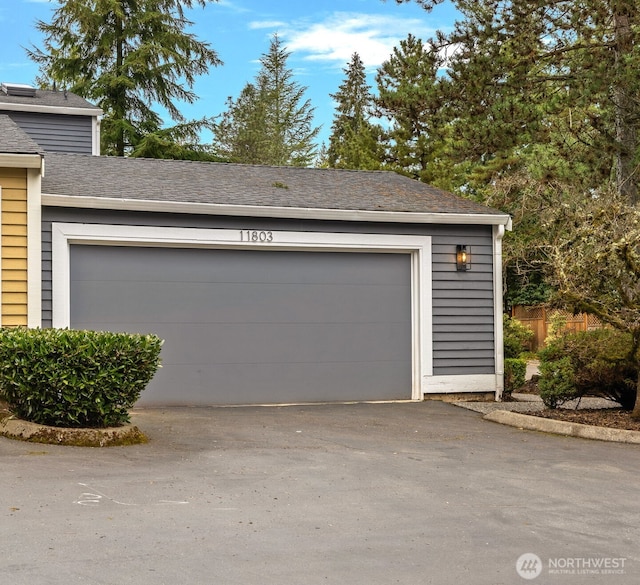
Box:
[0,328,162,428]
[504,314,534,358]
[504,358,527,396]
[538,329,637,409]
[539,356,578,408]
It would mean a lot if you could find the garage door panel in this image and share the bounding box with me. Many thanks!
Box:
[148,360,410,405]
[70,245,412,404]
[70,321,411,365]
[71,246,409,286]
[71,281,410,325]
[163,322,410,365]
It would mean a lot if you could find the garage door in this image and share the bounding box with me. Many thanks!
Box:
[70,245,412,405]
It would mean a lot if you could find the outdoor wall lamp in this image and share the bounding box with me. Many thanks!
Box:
[456,245,471,271]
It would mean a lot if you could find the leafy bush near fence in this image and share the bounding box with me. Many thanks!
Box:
[538,329,637,409]
[504,358,527,395]
[504,314,534,359]
[0,328,162,428]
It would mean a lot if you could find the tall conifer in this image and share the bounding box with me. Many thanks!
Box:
[326,53,383,170]
[28,0,221,157]
[375,34,442,182]
[213,35,319,166]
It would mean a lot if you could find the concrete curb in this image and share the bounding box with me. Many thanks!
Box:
[0,415,148,447]
[484,410,640,444]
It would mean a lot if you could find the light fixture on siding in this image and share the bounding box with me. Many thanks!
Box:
[456,245,471,271]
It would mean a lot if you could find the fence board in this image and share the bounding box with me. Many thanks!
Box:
[512,306,601,351]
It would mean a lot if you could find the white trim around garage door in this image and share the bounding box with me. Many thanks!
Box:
[51,223,433,401]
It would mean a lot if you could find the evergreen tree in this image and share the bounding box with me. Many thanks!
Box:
[28,0,221,157]
[213,35,319,166]
[395,0,640,203]
[214,85,268,163]
[130,122,223,161]
[326,53,383,170]
[375,34,443,183]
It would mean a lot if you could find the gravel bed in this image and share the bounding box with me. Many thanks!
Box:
[454,393,618,415]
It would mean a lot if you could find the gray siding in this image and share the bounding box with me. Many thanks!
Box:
[432,229,495,375]
[7,112,93,154]
[42,208,496,376]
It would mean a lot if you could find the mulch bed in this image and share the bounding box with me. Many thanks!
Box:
[536,408,640,432]
[514,376,640,432]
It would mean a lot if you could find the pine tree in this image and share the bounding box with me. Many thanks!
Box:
[375,34,444,183]
[326,53,383,170]
[213,35,319,166]
[395,0,640,202]
[28,0,221,157]
[214,85,268,163]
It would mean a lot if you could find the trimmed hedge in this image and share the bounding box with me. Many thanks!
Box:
[538,356,578,408]
[0,328,162,428]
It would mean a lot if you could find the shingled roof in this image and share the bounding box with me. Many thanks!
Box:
[42,152,509,221]
[0,114,44,155]
[0,86,101,112]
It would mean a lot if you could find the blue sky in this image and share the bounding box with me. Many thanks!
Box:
[1,0,458,145]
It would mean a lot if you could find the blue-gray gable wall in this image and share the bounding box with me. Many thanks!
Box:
[6,111,93,154]
[41,207,496,376]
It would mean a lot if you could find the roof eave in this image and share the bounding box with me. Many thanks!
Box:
[41,193,512,228]
[0,102,103,117]
[0,153,44,169]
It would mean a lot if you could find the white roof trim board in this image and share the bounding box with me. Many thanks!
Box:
[42,193,512,228]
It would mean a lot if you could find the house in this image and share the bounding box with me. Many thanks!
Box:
[0,82,512,406]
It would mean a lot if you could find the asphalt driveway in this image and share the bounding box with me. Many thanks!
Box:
[1,401,639,585]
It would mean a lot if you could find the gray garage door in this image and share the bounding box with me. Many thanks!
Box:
[70,245,412,405]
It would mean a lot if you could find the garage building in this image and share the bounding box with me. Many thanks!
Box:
[0,84,511,406]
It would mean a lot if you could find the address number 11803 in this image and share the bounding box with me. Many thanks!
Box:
[239,230,274,242]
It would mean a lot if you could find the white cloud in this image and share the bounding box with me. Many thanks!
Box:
[214,0,251,13]
[280,12,437,70]
[249,20,287,30]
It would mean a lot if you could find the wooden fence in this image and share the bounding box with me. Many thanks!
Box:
[511,306,601,351]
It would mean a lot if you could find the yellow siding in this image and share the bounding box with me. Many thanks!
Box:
[2,199,27,213]
[1,263,28,274]
[2,235,28,247]
[2,315,26,327]
[0,174,29,190]
[0,168,28,326]
[2,188,29,201]
[3,212,27,227]
[2,280,27,293]
[4,224,27,237]
[2,246,28,259]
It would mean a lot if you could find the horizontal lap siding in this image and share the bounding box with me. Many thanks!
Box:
[7,112,93,154]
[0,168,28,326]
[41,209,497,375]
[432,230,495,375]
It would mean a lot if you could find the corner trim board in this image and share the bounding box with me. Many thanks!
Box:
[493,224,506,400]
[27,168,42,327]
